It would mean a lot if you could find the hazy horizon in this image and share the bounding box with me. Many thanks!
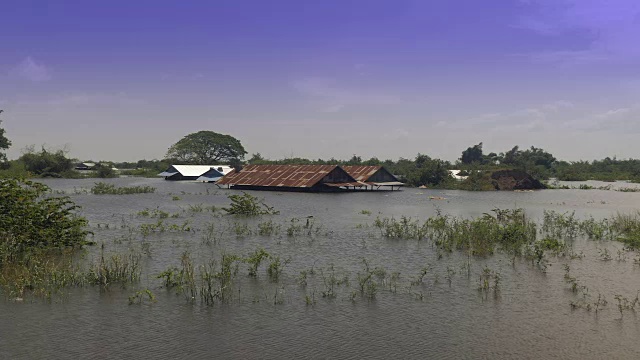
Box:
[2,0,639,163]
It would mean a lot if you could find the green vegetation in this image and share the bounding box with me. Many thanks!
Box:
[0,110,10,163]
[222,192,279,216]
[18,146,76,178]
[554,157,640,182]
[94,164,117,178]
[0,178,92,298]
[166,130,247,165]
[90,182,156,195]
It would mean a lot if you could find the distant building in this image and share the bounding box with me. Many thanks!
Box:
[342,165,404,190]
[216,164,363,192]
[448,170,468,181]
[75,162,96,170]
[158,165,233,181]
[196,167,228,182]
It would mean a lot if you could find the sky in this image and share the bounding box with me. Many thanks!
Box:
[1,0,639,162]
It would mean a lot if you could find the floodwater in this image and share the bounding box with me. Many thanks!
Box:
[2,178,640,359]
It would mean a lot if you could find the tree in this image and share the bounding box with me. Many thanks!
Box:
[248,152,266,164]
[94,163,117,178]
[460,143,484,164]
[19,146,74,177]
[166,131,247,164]
[408,154,451,186]
[0,110,11,163]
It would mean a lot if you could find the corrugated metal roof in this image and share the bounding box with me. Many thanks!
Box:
[342,166,404,187]
[158,165,232,177]
[342,166,383,181]
[217,164,357,188]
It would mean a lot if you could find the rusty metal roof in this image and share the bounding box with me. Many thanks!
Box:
[342,166,384,181]
[216,164,358,188]
[342,165,404,186]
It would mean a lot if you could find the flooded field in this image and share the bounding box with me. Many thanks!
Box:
[2,178,640,359]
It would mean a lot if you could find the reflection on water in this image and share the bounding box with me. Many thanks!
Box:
[2,178,640,359]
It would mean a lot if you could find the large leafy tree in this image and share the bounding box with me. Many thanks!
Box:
[166,131,247,164]
[408,153,451,186]
[460,142,484,164]
[0,110,11,163]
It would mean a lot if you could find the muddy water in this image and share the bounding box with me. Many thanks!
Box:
[2,178,640,359]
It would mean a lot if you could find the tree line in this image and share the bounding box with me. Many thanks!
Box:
[1,116,639,186]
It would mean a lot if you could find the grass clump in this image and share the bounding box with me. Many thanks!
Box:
[90,182,155,195]
[85,246,141,287]
[222,192,279,216]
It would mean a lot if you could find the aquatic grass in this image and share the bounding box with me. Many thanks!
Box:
[136,208,173,219]
[90,182,155,195]
[0,248,88,300]
[245,248,270,277]
[617,187,640,192]
[355,259,384,300]
[320,264,349,299]
[286,218,303,237]
[201,222,220,245]
[257,220,281,236]
[477,267,500,300]
[542,210,580,239]
[187,203,205,213]
[267,256,290,282]
[232,222,252,237]
[374,215,428,240]
[86,246,141,287]
[128,288,156,305]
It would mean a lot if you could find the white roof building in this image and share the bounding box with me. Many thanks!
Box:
[448,170,468,181]
[159,165,234,180]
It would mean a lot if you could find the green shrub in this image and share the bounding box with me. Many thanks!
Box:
[0,179,91,266]
[222,192,279,216]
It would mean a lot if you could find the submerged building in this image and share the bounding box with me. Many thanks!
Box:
[158,165,233,181]
[215,164,364,192]
[342,165,404,190]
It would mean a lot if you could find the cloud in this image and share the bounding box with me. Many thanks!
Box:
[516,0,640,64]
[443,100,640,135]
[12,92,145,108]
[383,128,410,141]
[437,100,576,132]
[291,77,400,112]
[10,57,52,82]
[576,106,640,132]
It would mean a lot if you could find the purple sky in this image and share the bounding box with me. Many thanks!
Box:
[1,0,639,162]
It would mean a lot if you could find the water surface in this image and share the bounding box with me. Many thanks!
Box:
[2,178,640,359]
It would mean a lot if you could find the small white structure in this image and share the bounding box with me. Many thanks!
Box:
[159,165,233,181]
[75,162,96,170]
[448,170,468,181]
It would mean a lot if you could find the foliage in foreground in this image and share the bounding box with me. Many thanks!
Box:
[0,179,91,258]
[0,178,93,298]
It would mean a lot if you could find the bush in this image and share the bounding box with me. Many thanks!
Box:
[19,147,74,176]
[222,192,279,216]
[90,182,155,195]
[0,179,91,265]
[95,164,117,178]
